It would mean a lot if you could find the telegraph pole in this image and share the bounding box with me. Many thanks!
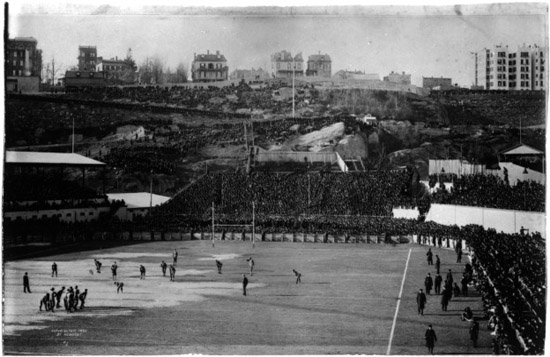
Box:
[292,57,295,118]
[252,201,255,249]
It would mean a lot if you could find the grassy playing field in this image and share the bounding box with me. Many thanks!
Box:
[3,240,493,355]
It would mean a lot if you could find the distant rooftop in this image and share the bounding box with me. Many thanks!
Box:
[6,151,105,167]
[12,37,37,42]
[194,51,227,62]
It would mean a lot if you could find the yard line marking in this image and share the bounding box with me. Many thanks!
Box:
[386,248,411,355]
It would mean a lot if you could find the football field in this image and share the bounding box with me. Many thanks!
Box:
[3,240,492,355]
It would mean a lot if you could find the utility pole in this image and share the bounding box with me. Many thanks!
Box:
[212,202,215,248]
[252,201,255,249]
[292,57,295,118]
[71,115,75,153]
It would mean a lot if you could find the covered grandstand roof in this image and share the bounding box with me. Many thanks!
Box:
[6,151,105,166]
[107,193,171,209]
[500,144,544,156]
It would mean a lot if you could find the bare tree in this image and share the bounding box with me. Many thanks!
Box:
[138,56,165,85]
[45,58,63,85]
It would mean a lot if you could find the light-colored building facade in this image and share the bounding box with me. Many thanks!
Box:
[485,44,546,90]
[306,52,332,77]
[78,46,97,72]
[271,50,304,78]
[383,71,411,85]
[96,57,133,82]
[191,50,228,82]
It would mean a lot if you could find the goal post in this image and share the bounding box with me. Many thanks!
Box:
[211,201,256,248]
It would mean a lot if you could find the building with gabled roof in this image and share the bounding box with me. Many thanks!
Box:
[271,50,304,78]
[191,50,228,82]
[306,52,332,77]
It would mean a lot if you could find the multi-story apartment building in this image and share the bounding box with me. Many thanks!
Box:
[383,71,411,85]
[271,50,304,78]
[191,50,228,82]
[422,76,453,90]
[306,52,331,77]
[6,37,42,78]
[5,37,42,92]
[78,46,98,71]
[485,44,546,90]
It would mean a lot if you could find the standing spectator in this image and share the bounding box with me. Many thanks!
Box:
[424,273,433,295]
[456,249,463,263]
[140,265,146,279]
[425,324,437,355]
[435,255,441,274]
[242,274,249,296]
[434,274,442,295]
[111,262,118,280]
[216,260,223,274]
[461,276,469,297]
[293,269,302,284]
[426,248,433,265]
[160,261,167,277]
[23,272,31,293]
[446,269,454,286]
[441,287,450,311]
[416,289,427,315]
[470,318,479,348]
[437,236,442,248]
[51,262,58,277]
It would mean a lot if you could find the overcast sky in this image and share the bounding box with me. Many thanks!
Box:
[8,2,548,87]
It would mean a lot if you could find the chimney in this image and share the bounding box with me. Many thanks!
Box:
[207,50,210,55]
[216,50,219,55]
[194,52,196,59]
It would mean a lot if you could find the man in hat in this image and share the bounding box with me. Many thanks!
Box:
[416,289,427,315]
[425,324,437,354]
[242,274,249,296]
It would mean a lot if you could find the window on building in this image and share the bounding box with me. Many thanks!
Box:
[536,81,538,86]
[12,70,15,76]
[13,60,16,66]
[503,81,506,86]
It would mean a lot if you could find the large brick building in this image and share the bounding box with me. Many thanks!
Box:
[271,50,304,78]
[191,50,228,82]
[78,46,98,71]
[5,37,42,92]
[384,71,411,85]
[422,76,453,90]
[306,52,331,77]
[485,44,546,91]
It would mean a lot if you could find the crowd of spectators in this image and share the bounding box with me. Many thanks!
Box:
[103,146,177,175]
[4,172,100,202]
[460,225,545,354]
[144,170,419,232]
[430,174,545,212]
[4,198,125,213]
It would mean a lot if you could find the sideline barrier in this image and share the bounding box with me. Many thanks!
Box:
[426,204,545,237]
